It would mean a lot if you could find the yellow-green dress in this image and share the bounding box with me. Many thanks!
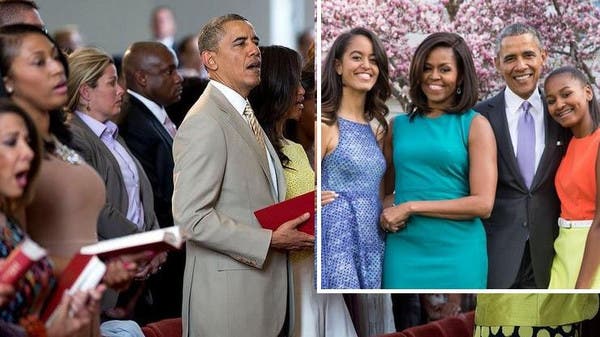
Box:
[282,139,356,337]
[474,294,598,337]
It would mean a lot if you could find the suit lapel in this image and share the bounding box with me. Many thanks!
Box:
[116,135,155,231]
[489,92,528,191]
[127,95,174,148]
[530,98,559,191]
[208,86,277,197]
[264,136,286,202]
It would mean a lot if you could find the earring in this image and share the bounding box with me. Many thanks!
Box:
[86,100,91,112]
[456,87,462,95]
[5,86,13,95]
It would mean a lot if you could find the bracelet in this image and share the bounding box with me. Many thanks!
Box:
[19,315,47,337]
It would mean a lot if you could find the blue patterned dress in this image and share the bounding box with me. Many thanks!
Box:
[321,117,386,289]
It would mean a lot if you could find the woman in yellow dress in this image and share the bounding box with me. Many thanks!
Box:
[544,66,600,289]
[250,45,357,337]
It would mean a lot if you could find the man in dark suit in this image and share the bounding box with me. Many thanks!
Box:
[119,41,184,321]
[166,76,209,127]
[474,23,567,288]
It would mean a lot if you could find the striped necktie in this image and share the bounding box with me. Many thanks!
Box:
[243,102,266,152]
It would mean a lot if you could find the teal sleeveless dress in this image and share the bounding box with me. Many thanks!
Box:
[382,109,487,288]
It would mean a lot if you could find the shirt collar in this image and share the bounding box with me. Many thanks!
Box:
[504,86,543,116]
[209,80,247,116]
[127,89,169,124]
[76,111,107,137]
[76,110,119,140]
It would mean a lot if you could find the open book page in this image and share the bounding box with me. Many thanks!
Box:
[79,226,188,260]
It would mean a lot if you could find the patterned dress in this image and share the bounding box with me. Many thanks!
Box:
[283,139,357,337]
[0,216,55,323]
[321,117,386,289]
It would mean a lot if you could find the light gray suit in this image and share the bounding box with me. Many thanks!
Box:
[172,83,289,337]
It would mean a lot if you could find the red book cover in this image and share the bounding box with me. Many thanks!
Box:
[79,226,186,260]
[40,254,106,323]
[254,190,315,236]
[0,238,46,285]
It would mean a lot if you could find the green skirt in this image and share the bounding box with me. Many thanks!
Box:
[549,227,600,289]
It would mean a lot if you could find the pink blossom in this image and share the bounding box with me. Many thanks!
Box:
[322,0,600,110]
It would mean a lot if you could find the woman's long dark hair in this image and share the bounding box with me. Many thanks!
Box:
[285,41,315,146]
[544,66,600,131]
[321,27,391,135]
[0,24,72,152]
[249,45,302,169]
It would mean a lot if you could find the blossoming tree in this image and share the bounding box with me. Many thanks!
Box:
[322,0,600,110]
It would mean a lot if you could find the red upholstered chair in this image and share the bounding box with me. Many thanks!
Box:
[141,327,158,337]
[141,318,182,337]
[433,316,470,337]
[432,311,475,337]
[375,310,475,337]
[401,321,446,337]
[373,332,409,337]
[462,311,475,333]
[373,333,410,337]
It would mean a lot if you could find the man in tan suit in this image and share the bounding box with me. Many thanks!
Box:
[172,14,314,337]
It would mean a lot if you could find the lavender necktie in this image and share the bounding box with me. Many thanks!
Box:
[517,101,535,188]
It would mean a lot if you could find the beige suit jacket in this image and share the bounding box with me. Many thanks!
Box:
[173,83,289,337]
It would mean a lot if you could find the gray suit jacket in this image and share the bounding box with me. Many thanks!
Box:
[70,113,159,239]
[172,83,289,337]
[474,89,568,288]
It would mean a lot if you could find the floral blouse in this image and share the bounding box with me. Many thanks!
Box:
[0,217,55,323]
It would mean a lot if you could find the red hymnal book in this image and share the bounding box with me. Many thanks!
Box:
[254,190,315,236]
[41,254,106,323]
[79,226,186,260]
[0,238,47,285]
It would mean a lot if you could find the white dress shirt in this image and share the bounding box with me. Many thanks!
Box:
[504,87,546,172]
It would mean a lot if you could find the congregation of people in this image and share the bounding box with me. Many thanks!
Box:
[1,0,600,336]
[0,1,340,337]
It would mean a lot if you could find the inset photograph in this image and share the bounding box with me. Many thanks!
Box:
[319,0,600,290]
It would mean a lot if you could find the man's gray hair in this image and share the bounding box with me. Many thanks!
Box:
[495,23,544,55]
[197,13,248,54]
